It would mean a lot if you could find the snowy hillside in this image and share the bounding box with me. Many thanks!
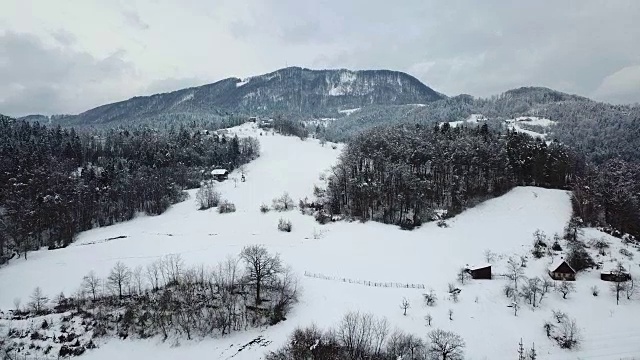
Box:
[1,123,639,359]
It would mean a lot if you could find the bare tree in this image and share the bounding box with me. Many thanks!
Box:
[609,263,630,305]
[240,245,283,306]
[556,281,575,299]
[387,329,425,359]
[132,265,145,295]
[272,192,295,211]
[458,268,471,285]
[272,266,300,322]
[83,270,101,301]
[484,249,497,263]
[625,278,635,300]
[427,329,465,360]
[400,297,410,316]
[425,313,433,326]
[162,254,184,286]
[538,278,553,305]
[336,312,383,359]
[213,256,243,335]
[146,260,161,291]
[107,261,131,299]
[28,287,49,313]
[506,257,526,293]
[555,317,581,349]
[510,299,520,316]
[13,297,21,312]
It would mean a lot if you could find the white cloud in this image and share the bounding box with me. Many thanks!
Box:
[592,64,640,104]
[1,0,639,115]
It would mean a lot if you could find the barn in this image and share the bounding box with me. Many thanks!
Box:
[465,263,492,279]
[548,258,576,281]
[601,266,631,282]
[211,169,229,181]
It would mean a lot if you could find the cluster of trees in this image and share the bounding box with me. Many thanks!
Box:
[571,159,640,238]
[320,124,574,227]
[544,311,581,349]
[13,246,297,341]
[271,117,309,139]
[319,86,640,238]
[0,115,259,263]
[267,312,465,360]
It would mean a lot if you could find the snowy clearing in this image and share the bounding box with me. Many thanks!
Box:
[442,113,487,128]
[1,123,639,359]
[338,107,361,116]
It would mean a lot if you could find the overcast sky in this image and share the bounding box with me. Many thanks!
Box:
[1,0,639,116]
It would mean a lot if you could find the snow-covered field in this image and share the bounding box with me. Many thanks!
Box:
[1,123,639,359]
[506,116,557,139]
[442,113,488,128]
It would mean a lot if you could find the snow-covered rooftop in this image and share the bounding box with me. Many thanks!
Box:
[548,258,574,272]
[211,169,228,175]
[466,263,491,270]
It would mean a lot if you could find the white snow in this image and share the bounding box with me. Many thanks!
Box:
[236,78,250,87]
[1,122,640,359]
[338,108,361,116]
[507,123,547,139]
[442,113,487,128]
[328,71,357,96]
[210,168,228,175]
[506,116,557,139]
[173,92,194,106]
[512,116,557,127]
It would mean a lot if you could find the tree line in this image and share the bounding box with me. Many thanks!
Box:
[267,312,467,360]
[0,115,259,263]
[3,246,298,358]
[319,124,575,228]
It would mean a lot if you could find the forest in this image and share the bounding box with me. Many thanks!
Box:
[0,115,259,263]
[319,122,639,240]
[320,124,575,228]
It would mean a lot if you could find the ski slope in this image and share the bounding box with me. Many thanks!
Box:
[1,123,639,360]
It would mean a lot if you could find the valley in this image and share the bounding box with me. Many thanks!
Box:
[2,123,639,359]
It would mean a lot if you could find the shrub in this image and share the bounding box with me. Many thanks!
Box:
[591,285,599,296]
[272,193,295,211]
[259,203,270,213]
[278,218,292,232]
[552,241,563,251]
[314,210,331,224]
[196,181,221,210]
[218,200,236,214]
[423,289,437,307]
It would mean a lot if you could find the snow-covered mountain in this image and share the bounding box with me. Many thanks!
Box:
[57,67,444,126]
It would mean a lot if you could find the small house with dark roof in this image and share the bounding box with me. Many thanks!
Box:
[211,168,229,181]
[548,258,576,281]
[601,265,631,282]
[465,263,492,280]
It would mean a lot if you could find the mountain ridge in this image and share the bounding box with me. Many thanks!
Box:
[45,67,444,126]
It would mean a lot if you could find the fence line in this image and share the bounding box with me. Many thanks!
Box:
[303,271,425,289]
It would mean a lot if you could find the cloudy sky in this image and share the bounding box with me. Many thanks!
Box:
[1,0,639,116]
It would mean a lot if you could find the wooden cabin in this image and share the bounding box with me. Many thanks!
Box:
[465,263,492,279]
[548,258,576,281]
[211,168,229,181]
[601,265,631,282]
